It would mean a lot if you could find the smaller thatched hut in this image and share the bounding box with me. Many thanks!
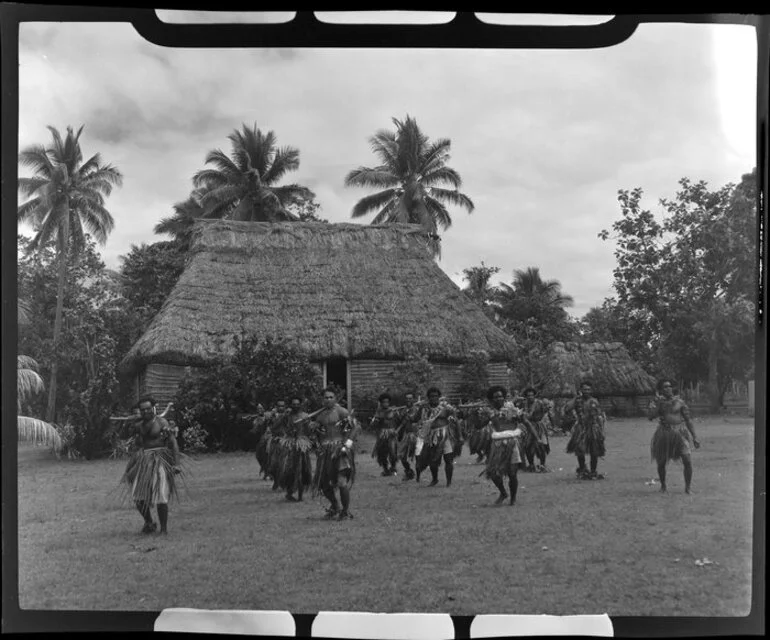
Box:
[540,341,657,418]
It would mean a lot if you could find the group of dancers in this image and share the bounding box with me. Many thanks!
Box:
[115,377,701,533]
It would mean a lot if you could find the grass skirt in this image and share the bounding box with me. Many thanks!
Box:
[398,431,417,460]
[523,419,551,457]
[484,436,523,479]
[276,435,313,492]
[255,435,270,476]
[417,426,454,468]
[566,420,606,458]
[372,428,398,467]
[312,441,356,495]
[120,447,190,505]
[267,435,284,480]
[469,425,492,457]
[650,423,692,464]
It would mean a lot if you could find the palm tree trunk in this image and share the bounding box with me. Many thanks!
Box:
[45,222,69,423]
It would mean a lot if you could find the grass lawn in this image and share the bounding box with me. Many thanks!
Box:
[16,415,755,616]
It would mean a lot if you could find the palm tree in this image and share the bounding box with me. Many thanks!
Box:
[17,355,62,452]
[154,188,207,250]
[192,123,311,222]
[494,267,574,328]
[17,299,61,452]
[345,115,474,258]
[18,125,123,422]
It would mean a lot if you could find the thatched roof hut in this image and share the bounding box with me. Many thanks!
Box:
[122,220,516,405]
[542,341,656,409]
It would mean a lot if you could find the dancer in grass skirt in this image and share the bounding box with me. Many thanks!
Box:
[565,380,606,480]
[120,396,189,535]
[310,388,361,521]
[465,404,492,463]
[276,396,314,502]
[521,387,551,472]
[396,392,421,481]
[370,393,400,476]
[648,379,700,494]
[250,404,271,479]
[414,388,461,487]
[480,386,527,506]
[265,400,289,491]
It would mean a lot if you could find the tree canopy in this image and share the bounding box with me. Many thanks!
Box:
[599,170,756,408]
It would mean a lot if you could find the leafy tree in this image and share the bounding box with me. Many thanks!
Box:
[345,115,474,258]
[388,352,436,400]
[118,240,187,330]
[462,262,500,321]
[493,267,576,343]
[599,170,757,409]
[173,336,323,451]
[577,298,656,372]
[17,125,122,421]
[285,187,328,222]
[18,235,136,456]
[154,189,207,250]
[506,320,562,394]
[192,122,312,222]
[457,350,491,402]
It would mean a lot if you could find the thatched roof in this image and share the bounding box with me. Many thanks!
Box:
[121,220,516,372]
[543,341,656,397]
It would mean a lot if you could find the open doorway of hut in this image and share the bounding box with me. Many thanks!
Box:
[326,358,348,389]
[325,358,348,404]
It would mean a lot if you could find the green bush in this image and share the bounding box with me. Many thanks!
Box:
[173,336,323,452]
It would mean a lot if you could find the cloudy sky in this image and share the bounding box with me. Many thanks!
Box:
[17,12,757,318]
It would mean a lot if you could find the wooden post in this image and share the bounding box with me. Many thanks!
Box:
[346,359,352,410]
[322,361,327,389]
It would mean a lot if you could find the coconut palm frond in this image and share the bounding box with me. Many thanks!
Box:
[344,167,399,189]
[78,200,115,245]
[424,196,453,232]
[426,187,474,213]
[18,367,45,404]
[420,138,452,171]
[17,196,45,223]
[17,354,39,371]
[18,144,54,175]
[370,198,401,225]
[423,166,463,189]
[263,146,301,185]
[192,168,230,190]
[203,149,242,178]
[352,189,399,220]
[18,416,62,452]
[18,176,51,197]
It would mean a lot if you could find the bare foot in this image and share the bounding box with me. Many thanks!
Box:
[659,486,667,493]
[494,493,508,505]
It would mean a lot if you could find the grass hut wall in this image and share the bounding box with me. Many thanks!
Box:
[542,341,657,419]
[121,220,517,408]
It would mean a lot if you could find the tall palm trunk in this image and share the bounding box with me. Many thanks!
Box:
[46,215,69,423]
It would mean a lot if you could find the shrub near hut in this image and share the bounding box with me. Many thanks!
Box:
[173,336,323,452]
[457,350,490,403]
